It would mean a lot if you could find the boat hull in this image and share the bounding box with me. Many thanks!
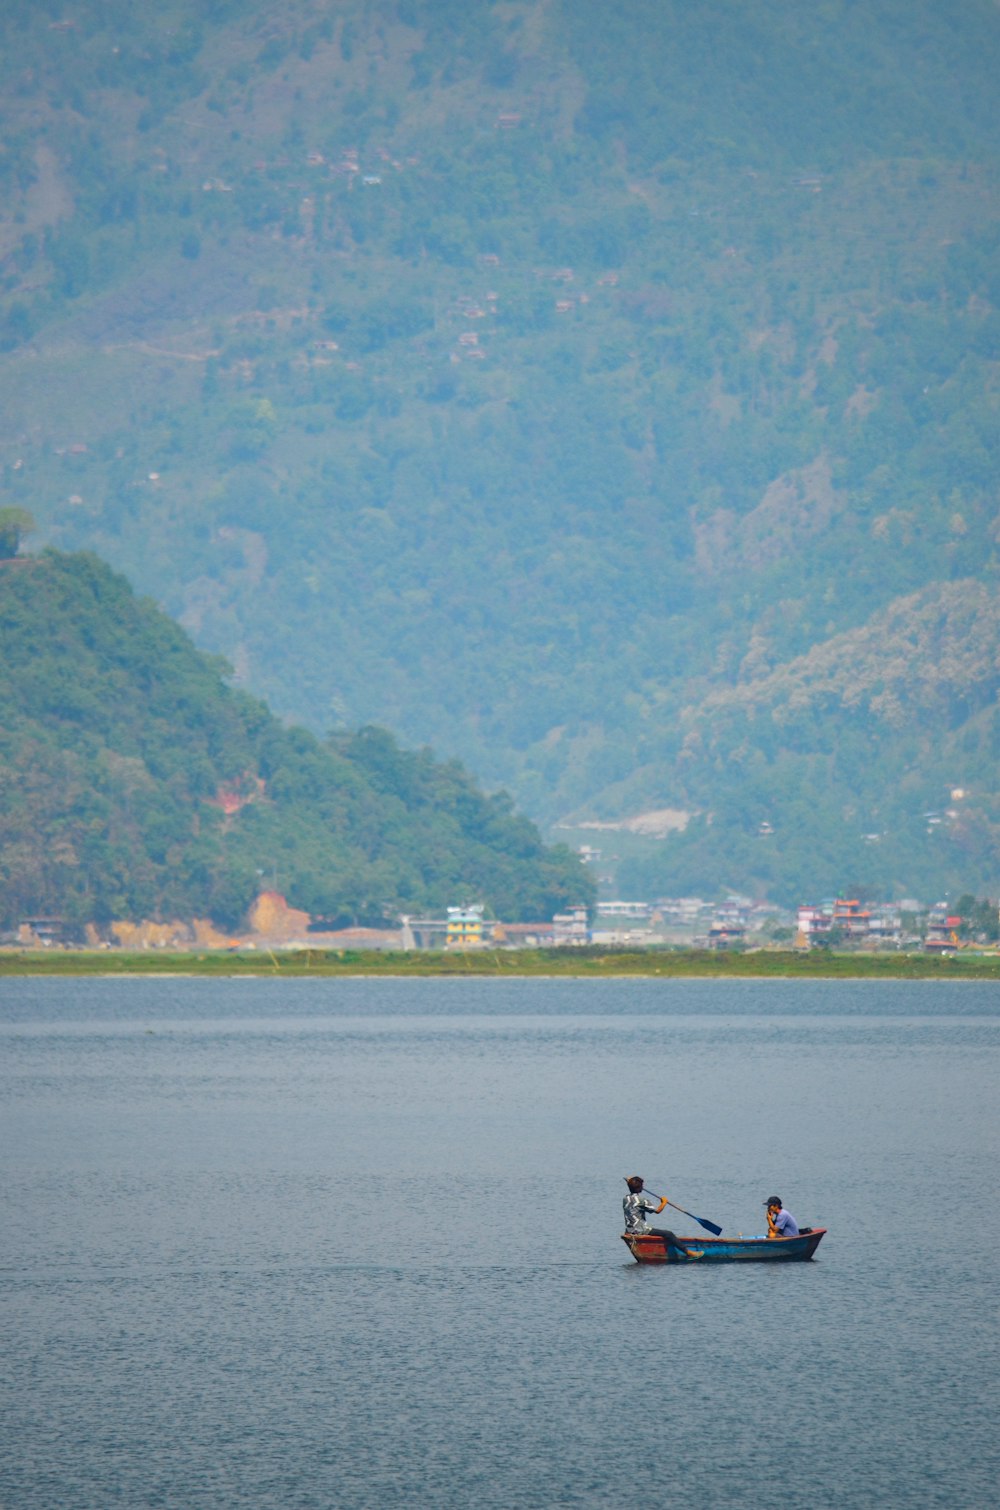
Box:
[622,1228,826,1264]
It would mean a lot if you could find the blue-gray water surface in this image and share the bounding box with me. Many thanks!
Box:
[1,977,997,1509]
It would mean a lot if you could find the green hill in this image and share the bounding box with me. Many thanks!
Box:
[0,0,997,903]
[0,549,591,931]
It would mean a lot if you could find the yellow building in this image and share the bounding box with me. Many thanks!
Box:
[446,905,485,947]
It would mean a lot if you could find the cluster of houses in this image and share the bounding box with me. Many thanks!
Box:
[404,897,974,953]
[793,899,972,952]
[8,896,990,955]
[400,905,590,950]
[585,897,791,948]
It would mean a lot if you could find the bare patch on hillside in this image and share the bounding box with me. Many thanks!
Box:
[0,146,73,259]
[693,454,840,576]
[845,384,878,419]
[571,808,691,837]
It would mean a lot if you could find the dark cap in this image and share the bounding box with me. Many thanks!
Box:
[764,1195,782,1207]
[625,1175,644,1191]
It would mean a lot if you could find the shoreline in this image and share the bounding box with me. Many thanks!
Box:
[1,947,998,980]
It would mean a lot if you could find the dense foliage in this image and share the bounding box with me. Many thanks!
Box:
[0,551,591,928]
[955,896,1000,944]
[616,582,1000,902]
[0,1,997,903]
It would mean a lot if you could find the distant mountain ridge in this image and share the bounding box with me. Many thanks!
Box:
[0,0,997,902]
[0,550,591,931]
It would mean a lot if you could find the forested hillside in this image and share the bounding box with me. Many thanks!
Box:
[0,550,590,930]
[0,0,997,903]
[617,581,1000,902]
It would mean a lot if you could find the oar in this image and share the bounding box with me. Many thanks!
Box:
[646,1192,723,1237]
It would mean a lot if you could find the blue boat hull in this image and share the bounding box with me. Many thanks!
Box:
[622,1228,826,1264]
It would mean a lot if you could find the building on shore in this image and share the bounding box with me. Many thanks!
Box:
[446,905,486,948]
[552,906,590,945]
[923,904,962,953]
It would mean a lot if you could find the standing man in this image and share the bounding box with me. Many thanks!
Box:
[623,1175,670,1234]
[764,1195,799,1238]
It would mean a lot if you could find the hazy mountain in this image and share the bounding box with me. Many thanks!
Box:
[1,0,997,902]
[616,580,1000,903]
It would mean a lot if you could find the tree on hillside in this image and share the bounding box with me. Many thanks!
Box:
[0,509,35,559]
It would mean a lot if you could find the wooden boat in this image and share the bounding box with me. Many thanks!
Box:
[622,1227,827,1265]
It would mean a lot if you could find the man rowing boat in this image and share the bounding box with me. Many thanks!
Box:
[623,1175,675,1239]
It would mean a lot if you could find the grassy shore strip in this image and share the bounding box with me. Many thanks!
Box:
[0,948,998,979]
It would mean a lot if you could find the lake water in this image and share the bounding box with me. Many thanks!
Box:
[1,977,997,1508]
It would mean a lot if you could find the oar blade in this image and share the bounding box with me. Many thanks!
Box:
[662,1196,724,1236]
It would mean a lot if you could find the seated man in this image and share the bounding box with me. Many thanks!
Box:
[623,1175,674,1237]
[764,1195,799,1238]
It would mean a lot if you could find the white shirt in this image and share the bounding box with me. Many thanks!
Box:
[623,1192,658,1233]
